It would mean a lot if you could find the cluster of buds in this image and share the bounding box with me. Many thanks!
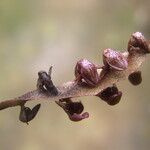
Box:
[18,32,149,124]
[74,48,129,87]
[74,32,149,108]
[74,48,129,107]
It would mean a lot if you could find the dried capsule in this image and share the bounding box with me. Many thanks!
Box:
[128,32,150,54]
[37,67,58,95]
[103,49,128,71]
[19,104,41,124]
[128,71,142,86]
[75,59,99,87]
[96,85,122,105]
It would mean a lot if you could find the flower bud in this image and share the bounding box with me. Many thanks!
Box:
[75,59,99,87]
[103,49,128,71]
[128,32,150,54]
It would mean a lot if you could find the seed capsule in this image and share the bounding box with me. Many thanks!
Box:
[103,49,128,71]
[128,71,142,86]
[128,32,150,54]
[75,59,99,87]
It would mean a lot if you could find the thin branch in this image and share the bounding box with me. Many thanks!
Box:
[0,51,147,110]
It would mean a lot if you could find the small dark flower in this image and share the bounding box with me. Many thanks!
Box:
[75,59,99,87]
[96,85,122,105]
[56,98,89,122]
[128,71,142,86]
[128,32,150,54]
[19,104,41,124]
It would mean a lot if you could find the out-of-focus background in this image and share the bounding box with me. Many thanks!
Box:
[0,0,150,150]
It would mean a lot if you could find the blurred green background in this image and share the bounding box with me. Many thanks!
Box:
[0,0,150,150]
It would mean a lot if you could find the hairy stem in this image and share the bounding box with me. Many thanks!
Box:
[0,51,147,111]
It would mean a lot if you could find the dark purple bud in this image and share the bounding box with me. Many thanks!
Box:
[128,71,142,86]
[103,49,128,71]
[75,59,99,87]
[96,85,122,105]
[128,32,150,54]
